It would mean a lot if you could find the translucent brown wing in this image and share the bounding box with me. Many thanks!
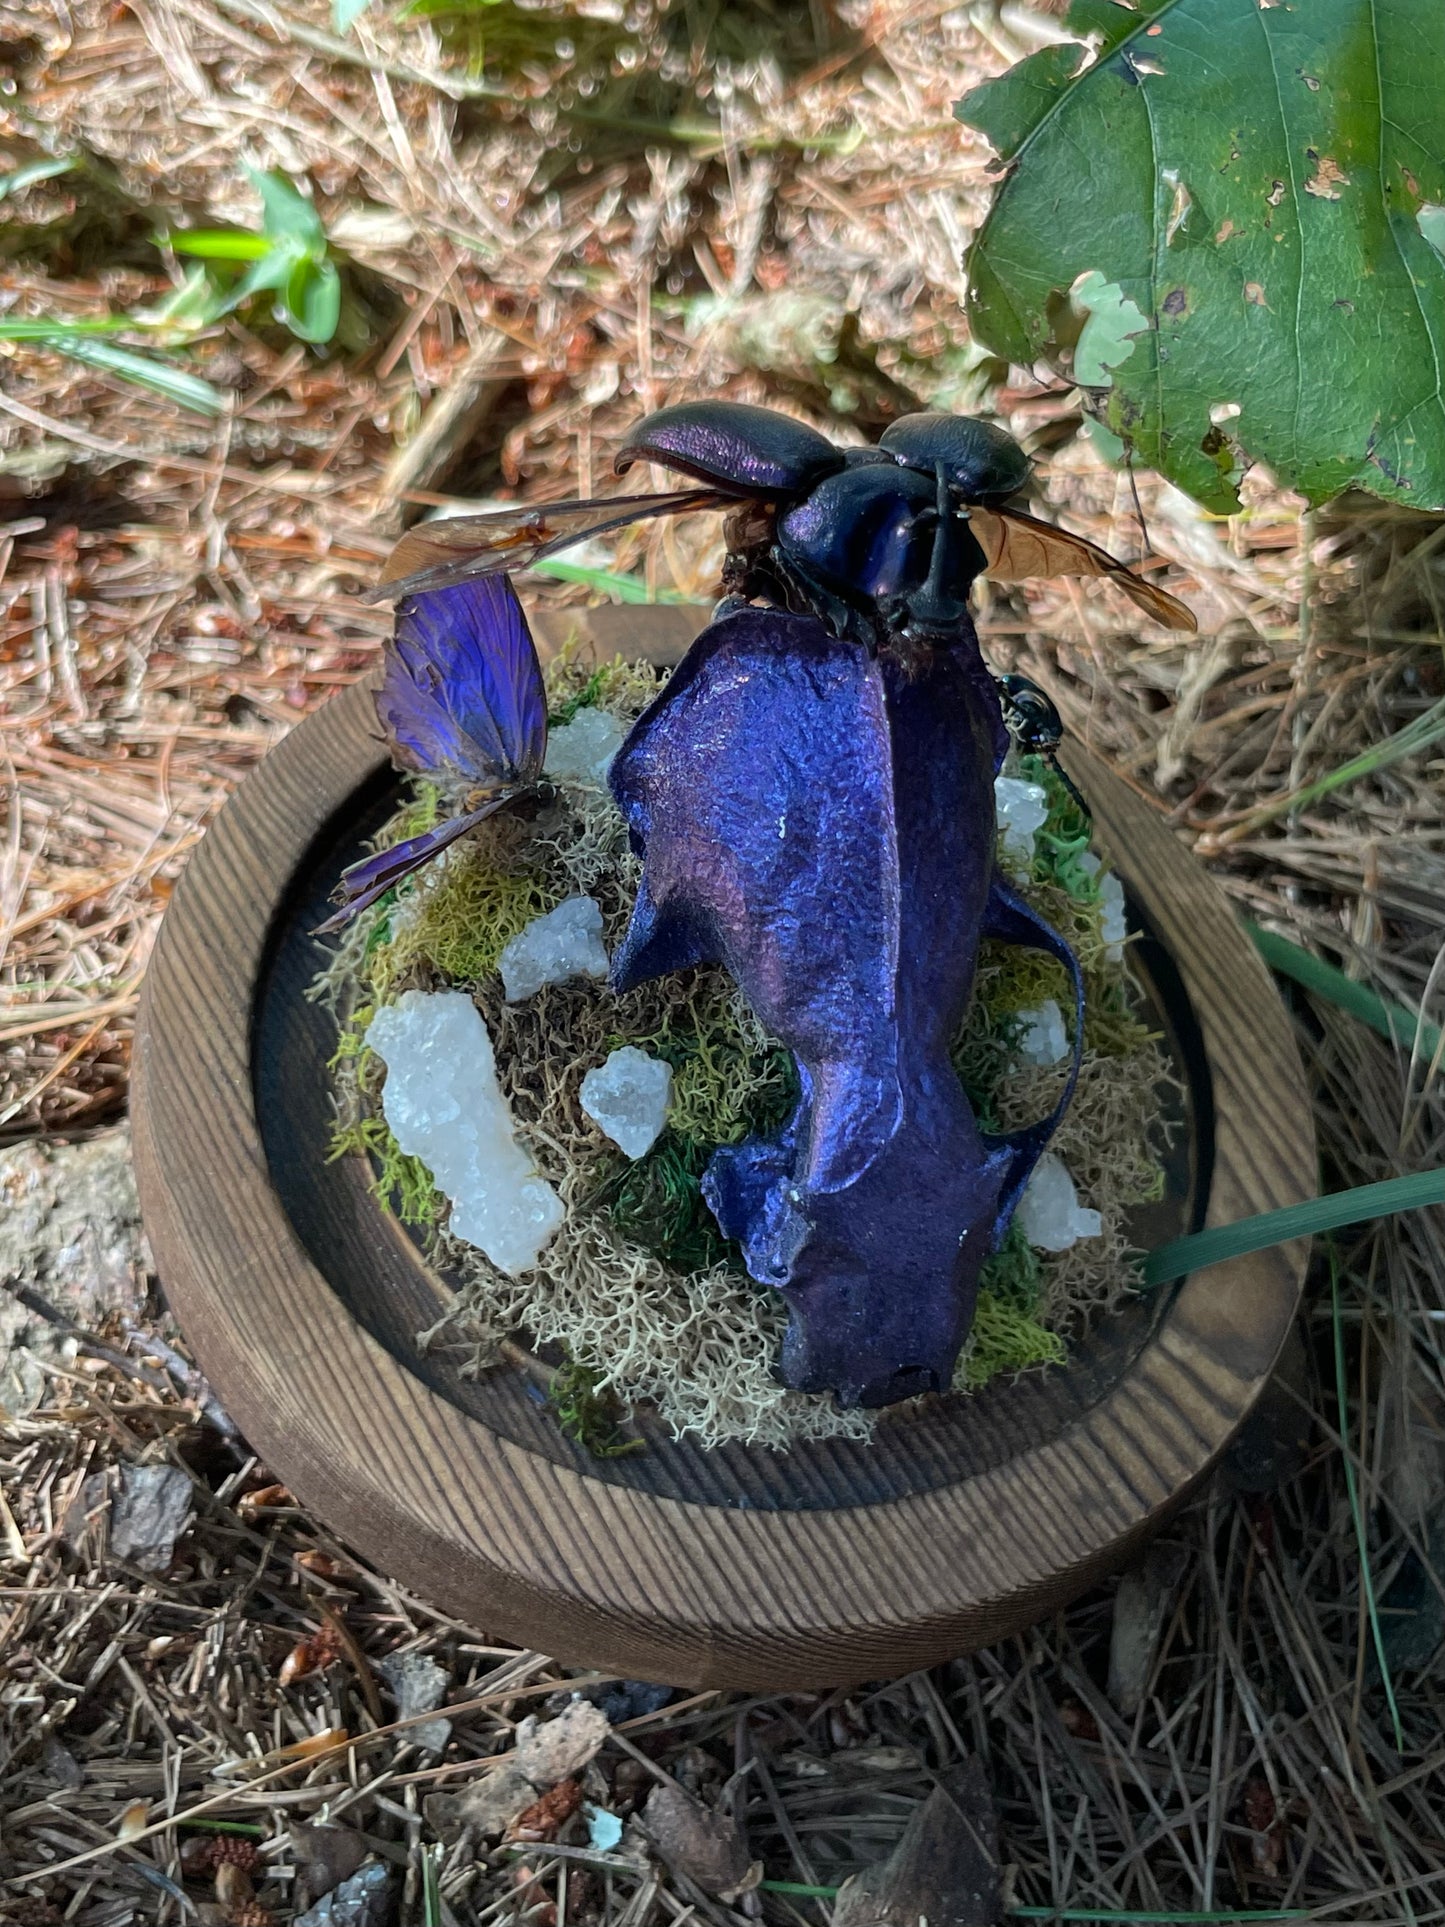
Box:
[365,489,732,604]
[969,506,1197,633]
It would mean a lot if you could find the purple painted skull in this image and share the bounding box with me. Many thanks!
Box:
[609,605,1083,1408]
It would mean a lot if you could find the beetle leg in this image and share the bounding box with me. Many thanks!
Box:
[1048,753,1093,821]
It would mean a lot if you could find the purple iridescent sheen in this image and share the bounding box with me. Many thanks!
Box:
[378,575,547,785]
[616,401,845,496]
[609,606,1083,1408]
[317,576,546,932]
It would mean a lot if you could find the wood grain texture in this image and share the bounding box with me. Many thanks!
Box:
[132,604,1316,1690]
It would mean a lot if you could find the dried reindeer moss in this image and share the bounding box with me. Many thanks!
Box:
[316,658,1173,1451]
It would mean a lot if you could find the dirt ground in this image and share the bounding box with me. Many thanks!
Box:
[3,0,1445,1922]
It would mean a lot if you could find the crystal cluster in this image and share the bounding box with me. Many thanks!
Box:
[1015,997,1070,1067]
[499,896,609,1002]
[1017,1151,1102,1252]
[580,1046,672,1158]
[993,774,1050,868]
[544,708,627,788]
[1080,851,1128,960]
[366,989,563,1274]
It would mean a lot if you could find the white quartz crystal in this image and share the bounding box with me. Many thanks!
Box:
[544,708,627,789]
[580,1046,672,1159]
[499,896,610,1002]
[1015,997,1070,1067]
[994,775,1050,868]
[366,990,563,1274]
[1079,851,1128,960]
[1017,1152,1102,1253]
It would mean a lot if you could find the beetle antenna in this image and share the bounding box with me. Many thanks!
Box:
[1125,447,1151,558]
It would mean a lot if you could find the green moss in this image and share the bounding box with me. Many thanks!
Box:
[378,848,560,993]
[626,981,797,1147]
[545,648,662,726]
[549,665,608,728]
[327,1108,440,1227]
[601,1130,734,1273]
[547,1357,645,1457]
[961,1221,1065,1390]
[1022,754,1099,901]
[963,1290,1067,1388]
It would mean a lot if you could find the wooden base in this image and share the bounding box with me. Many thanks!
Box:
[132,606,1315,1690]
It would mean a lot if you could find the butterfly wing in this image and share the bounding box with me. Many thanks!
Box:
[378,576,548,787]
[970,506,1198,632]
[314,796,511,934]
[366,488,732,604]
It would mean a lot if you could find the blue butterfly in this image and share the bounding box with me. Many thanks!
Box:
[317,575,547,932]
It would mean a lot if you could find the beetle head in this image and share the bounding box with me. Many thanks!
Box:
[879,411,1031,505]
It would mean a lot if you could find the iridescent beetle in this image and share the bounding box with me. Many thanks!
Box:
[364,402,1196,653]
[328,404,1192,930]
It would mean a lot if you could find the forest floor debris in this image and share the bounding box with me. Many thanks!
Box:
[3,0,1445,1921]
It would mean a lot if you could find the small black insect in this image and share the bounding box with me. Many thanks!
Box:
[363,402,1195,653]
[996,672,1091,820]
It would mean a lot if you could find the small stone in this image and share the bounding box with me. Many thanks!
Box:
[544,708,627,788]
[1017,1152,1102,1253]
[109,1464,194,1573]
[367,991,563,1275]
[994,775,1049,868]
[0,1125,145,1320]
[293,1861,398,1927]
[1079,851,1128,960]
[1014,998,1069,1067]
[513,1699,611,1786]
[580,1047,672,1159]
[377,1649,451,1756]
[498,896,610,1003]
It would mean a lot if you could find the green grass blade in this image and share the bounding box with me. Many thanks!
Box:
[0,316,132,338]
[23,334,225,414]
[167,228,272,261]
[1247,921,1443,1061]
[1241,694,1445,834]
[1330,1245,1405,1750]
[421,1842,442,1926]
[1141,1170,1445,1288]
[525,558,702,605]
[0,156,77,197]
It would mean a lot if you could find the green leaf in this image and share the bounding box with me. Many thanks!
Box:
[139,266,229,331]
[248,167,327,255]
[961,0,1445,513]
[26,333,225,414]
[1067,0,1168,56]
[955,44,1085,163]
[282,256,341,344]
[0,315,129,338]
[1141,1169,1445,1289]
[167,227,271,261]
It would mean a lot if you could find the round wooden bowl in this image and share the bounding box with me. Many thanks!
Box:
[132,605,1315,1691]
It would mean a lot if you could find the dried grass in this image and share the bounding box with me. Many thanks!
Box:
[3,0,1445,1919]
